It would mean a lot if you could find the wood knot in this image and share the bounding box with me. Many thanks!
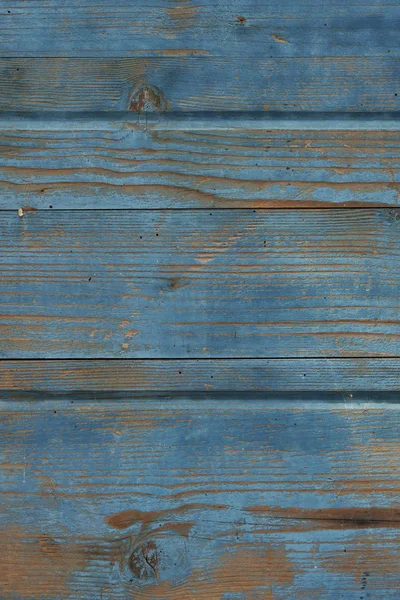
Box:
[129,84,168,114]
[168,277,183,291]
[129,540,159,581]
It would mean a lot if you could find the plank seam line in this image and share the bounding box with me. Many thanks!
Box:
[0,207,396,213]
[2,55,398,59]
[2,357,400,362]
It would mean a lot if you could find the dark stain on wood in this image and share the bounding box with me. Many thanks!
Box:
[246,506,400,529]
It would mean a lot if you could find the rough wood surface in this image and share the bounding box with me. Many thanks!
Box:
[0,0,398,58]
[1,398,400,599]
[0,359,399,392]
[1,209,399,359]
[1,0,399,596]
[2,128,400,209]
[0,57,399,112]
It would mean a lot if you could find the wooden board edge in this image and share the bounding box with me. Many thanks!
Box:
[0,359,399,392]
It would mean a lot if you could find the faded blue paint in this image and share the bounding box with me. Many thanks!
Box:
[0,359,400,392]
[1,56,400,112]
[1,400,400,598]
[0,0,399,58]
[0,0,399,596]
[1,127,400,209]
[1,209,399,358]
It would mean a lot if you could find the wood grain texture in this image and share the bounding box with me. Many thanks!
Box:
[1,2,399,598]
[2,127,400,209]
[0,0,399,58]
[1,208,399,359]
[0,57,399,112]
[1,399,400,599]
[0,359,399,392]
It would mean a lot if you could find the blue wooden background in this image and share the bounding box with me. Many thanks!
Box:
[0,1,399,598]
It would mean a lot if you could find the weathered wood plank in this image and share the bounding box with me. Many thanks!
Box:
[0,0,398,58]
[1,399,400,599]
[0,359,399,392]
[1,209,399,359]
[0,57,399,112]
[2,127,400,209]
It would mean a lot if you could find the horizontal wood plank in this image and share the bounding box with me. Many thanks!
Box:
[1,399,400,599]
[1,209,399,359]
[0,359,399,392]
[0,57,399,112]
[1,0,398,58]
[2,127,400,209]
